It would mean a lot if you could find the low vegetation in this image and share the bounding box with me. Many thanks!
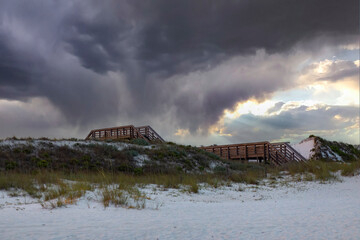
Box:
[0,139,221,174]
[310,136,360,162]
[0,137,359,209]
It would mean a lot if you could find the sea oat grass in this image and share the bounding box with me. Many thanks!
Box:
[341,161,360,176]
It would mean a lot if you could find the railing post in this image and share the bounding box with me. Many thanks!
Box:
[245,145,248,161]
[263,144,266,163]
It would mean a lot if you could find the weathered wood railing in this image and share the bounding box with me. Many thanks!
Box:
[136,126,165,142]
[270,142,307,164]
[85,125,164,142]
[200,141,306,166]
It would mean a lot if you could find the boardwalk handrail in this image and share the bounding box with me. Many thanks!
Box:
[85,125,164,142]
[270,142,306,163]
[85,125,147,141]
[200,141,307,166]
[136,125,165,142]
[284,143,307,162]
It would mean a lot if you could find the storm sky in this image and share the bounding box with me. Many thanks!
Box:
[0,0,359,145]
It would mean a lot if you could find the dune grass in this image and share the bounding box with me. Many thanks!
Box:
[341,161,360,176]
[2,160,357,196]
[1,159,359,209]
[278,159,360,181]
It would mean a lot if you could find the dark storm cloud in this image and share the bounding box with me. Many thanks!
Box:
[0,0,358,138]
[0,35,42,99]
[63,0,358,75]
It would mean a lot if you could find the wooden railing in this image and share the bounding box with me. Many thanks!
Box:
[200,141,306,166]
[136,125,165,142]
[85,125,164,142]
[270,142,307,164]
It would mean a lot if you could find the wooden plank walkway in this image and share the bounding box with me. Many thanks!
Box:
[85,125,165,143]
[200,141,306,166]
[85,125,305,166]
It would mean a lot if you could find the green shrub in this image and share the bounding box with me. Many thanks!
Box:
[228,161,248,171]
[213,166,227,174]
[81,155,91,161]
[13,148,21,154]
[183,159,193,169]
[130,139,149,146]
[126,149,139,157]
[134,168,143,176]
[118,164,133,172]
[5,161,18,170]
[70,158,79,165]
[36,159,49,168]
[23,147,33,154]
[203,151,221,160]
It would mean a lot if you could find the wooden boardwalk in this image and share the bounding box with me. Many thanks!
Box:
[85,125,165,143]
[200,141,306,166]
[85,125,305,166]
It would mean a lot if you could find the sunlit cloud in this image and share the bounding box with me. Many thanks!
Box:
[224,100,276,119]
[209,102,359,145]
[174,128,190,137]
[340,43,359,50]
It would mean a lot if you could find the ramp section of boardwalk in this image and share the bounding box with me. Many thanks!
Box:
[200,141,306,165]
[85,125,165,143]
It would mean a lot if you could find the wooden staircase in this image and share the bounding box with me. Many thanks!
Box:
[200,141,306,166]
[268,142,307,165]
[136,126,165,142]
[85,125,165,143]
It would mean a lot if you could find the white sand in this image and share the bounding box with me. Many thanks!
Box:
[292,138,315,159]
[1,175,360,240]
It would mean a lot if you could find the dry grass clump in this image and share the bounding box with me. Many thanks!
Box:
[0,172,41,198]
[100,184,148,209]
[341,161,360,176]
[0,171,95,208]
[282,160,360,181]
[229,171,263,185]
[282,161,339,181]
[101,187,128,208]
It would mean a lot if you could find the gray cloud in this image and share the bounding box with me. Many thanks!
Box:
[267,102,285,114]
[317,60,359,82]
[222,104,359,144]
[0,0,358,139]
[62,0,358,75]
